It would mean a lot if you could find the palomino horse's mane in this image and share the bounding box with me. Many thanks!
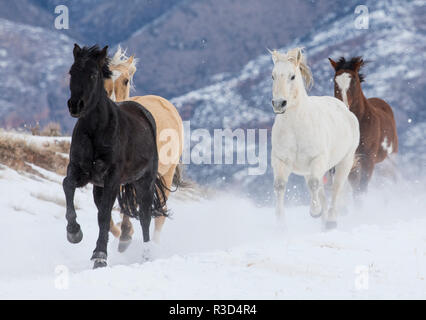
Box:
[109,45,138,90]
[270,47,313,90]
[334,56,366,83]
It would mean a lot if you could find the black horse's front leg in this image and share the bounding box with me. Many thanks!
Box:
[63,176,84,244]
[91,180,119,269]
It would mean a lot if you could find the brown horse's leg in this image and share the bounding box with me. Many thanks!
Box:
[359,158,375,193]
[153,166,175,243]
[349,166,361,197]
[118,214,134,252]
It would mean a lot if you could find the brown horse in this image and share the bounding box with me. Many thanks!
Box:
[329,56,398,194]
[104,47,184,250]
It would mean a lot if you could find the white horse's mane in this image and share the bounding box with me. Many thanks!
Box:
[270,47,313,90]
[110,45,138,90]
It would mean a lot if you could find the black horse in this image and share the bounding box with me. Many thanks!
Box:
[64,44,167,269]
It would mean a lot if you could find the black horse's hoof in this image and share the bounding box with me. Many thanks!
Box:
[93,260,107,269]
[118,239,132,253]
[67,229,83,244]
[91,251,107,269]
[325,221,337,230]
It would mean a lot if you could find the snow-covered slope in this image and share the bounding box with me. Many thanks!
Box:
[0,18,75,131]
[0,133,425,299]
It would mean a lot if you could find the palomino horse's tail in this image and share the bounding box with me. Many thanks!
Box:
[172,162,193,190]
[117,175,169,219]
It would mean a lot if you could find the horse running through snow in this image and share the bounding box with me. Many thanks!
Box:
[64,44,168,268]
[270,48,360,229]
[104,47,185,251]
[329,57,398,194]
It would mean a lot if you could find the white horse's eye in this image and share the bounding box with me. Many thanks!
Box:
[290,75,295,80]
[272,75,275,80]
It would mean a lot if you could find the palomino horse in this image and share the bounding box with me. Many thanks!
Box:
[270,48,359,229]
[65,44,167,268]
[104,47,184,250]
[329,57,398,193]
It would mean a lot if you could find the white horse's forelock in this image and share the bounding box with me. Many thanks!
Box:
[270,47,313,90]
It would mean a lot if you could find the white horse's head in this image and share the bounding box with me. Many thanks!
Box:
[269,47,313,114]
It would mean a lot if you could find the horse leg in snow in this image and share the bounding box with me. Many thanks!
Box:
[272,157,291,227]
[109,219,121,238]
[153,165,174,243]
[349,165,361,197]
[325,153,354,229]
[63,166,90,244]
[359,158,375,193]
[134,176,154,244]
[307,155,327,218]
[305,176,327,218]
[118,214,134,253]
[91,182,119,269]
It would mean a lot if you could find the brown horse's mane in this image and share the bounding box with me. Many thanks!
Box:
[334,56,366,83]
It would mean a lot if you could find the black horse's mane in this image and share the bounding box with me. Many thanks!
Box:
[334,56,366,83]
[74,45,112,79]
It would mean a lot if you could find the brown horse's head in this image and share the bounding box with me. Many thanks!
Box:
[328,57,365,108]
[104,46,137,102]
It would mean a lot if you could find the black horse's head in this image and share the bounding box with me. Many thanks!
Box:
[67,44,112,118]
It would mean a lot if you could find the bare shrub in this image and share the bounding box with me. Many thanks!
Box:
[41,122,62,137]
[0,131,69,176]
[30,122,40,136]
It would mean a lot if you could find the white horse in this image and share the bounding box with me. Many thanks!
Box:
[270,48,359,229]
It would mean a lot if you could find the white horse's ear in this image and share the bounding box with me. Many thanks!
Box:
[268,49,278,64]
[295,48,302,67]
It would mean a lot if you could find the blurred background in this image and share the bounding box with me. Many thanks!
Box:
[0,0,424,203]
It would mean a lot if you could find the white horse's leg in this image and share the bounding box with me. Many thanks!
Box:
[272,156,291,228]
[305,176,328,218]
[307,156,327,218]
[326,153,354,229]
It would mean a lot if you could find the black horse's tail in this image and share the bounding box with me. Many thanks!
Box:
[153,174,169,217]
[117,175,168,219]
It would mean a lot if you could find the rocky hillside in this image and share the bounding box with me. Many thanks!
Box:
[1,0,344,130]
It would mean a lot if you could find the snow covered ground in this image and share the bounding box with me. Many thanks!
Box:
[0,162,425,299]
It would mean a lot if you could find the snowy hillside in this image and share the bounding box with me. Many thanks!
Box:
[0,132,425,299]
[0,18,75,131]
[172,0,426,199]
